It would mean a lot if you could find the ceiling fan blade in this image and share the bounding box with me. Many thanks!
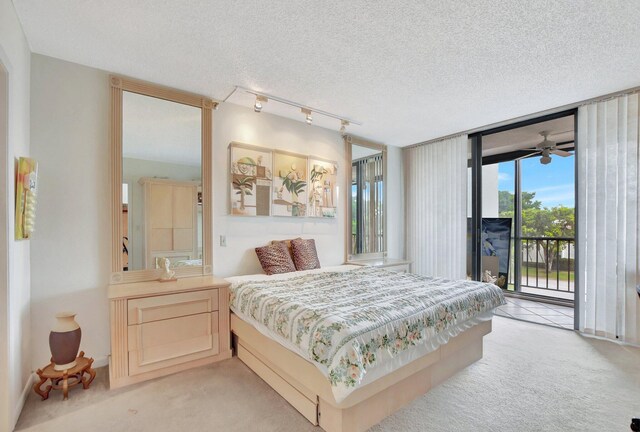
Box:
[550,149,573,157]
[516,150,542,160]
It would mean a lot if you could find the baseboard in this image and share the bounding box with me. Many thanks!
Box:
[93,356,109,369]
[12,372,33,429]
[579,331,640,348]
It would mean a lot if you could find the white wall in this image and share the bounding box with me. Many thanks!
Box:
[0,0,31,430]
[212,103,345,276]
[29,54,111,370]
[0,55,8,432]
[481,164,499,217]
[29,54,405,371]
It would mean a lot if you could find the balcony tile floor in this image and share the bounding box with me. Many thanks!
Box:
[495,296,574,330]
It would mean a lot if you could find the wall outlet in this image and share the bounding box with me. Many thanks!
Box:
[219,235,227,247]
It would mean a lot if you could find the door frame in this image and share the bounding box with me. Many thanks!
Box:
[468,108,579,329]
[0,54,11,431]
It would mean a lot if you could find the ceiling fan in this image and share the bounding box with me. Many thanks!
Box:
[524,131,573,165]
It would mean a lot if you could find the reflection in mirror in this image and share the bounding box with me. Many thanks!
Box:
[351,144,384,255]
[122,91,202,271]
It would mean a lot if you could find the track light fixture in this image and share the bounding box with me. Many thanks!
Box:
[224,86,361,131]
[254,95,268,112]
[301,108,313,125]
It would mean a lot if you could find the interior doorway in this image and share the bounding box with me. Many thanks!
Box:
[468,111,577,329]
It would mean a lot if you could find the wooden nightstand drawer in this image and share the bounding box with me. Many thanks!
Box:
[109,276,232,389]
[127,289,218,325]
[128,311,219,376]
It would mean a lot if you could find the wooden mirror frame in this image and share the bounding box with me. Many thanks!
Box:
[109,75,216,284]
[344,134,388,263]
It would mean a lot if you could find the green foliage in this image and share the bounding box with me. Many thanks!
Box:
[498,190,541,214]
[498,191,572,237]
[310,165,328,184]
[280,168,306,202]
[232,177,255,195]
[282,175,306,196]
[498,190,574,272]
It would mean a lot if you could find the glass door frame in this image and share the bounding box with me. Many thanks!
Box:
[468,108,579,329]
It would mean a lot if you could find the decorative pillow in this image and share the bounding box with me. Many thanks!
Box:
[255,242,296,275]
[290,238,321,271]
[270,238,301,260]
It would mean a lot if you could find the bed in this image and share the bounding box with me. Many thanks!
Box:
[228,265,505,432]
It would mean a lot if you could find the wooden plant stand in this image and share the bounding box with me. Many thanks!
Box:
[33,352,96,400]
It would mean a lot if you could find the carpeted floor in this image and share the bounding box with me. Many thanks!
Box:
[15,316,640,432]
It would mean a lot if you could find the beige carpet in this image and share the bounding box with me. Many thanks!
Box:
[15,317,640,432]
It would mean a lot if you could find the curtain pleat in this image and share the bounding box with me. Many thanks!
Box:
[578,93,640,344]
[404,135,468,279]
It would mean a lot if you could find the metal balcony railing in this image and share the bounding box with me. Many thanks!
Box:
[508,236,575,295]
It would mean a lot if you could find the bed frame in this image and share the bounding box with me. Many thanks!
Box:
[231,313,492,432]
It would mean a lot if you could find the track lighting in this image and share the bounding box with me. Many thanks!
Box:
[224,86,361,129]
[254,95,267,112]
[301,108,312,125]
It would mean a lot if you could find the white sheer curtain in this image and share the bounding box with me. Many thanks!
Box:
[577,93,640,344]
[404,135,468,279]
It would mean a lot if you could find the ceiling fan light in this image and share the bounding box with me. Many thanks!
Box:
[540,155,552,165]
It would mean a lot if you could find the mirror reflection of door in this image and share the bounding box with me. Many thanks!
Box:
[122,91,202,271]
[351,144,384,255]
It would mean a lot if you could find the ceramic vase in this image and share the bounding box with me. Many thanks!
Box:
[49,312,81,371]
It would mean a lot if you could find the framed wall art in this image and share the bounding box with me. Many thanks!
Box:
[307,157,338,218]
[229,142,272,216]
[15,157,39,240]
[272,150,308,217]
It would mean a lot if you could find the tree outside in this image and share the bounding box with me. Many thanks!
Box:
[498,190,575,273]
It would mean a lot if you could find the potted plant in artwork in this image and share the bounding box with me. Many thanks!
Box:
[233,177,255,211]
[280,164,306,216]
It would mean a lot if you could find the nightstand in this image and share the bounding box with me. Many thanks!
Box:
[108,276,232,389]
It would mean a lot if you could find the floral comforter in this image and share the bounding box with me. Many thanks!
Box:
[229,266,505,402]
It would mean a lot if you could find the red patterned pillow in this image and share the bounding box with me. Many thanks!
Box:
[255,242,296,275]
[270,238,301,260]
[291,238,321,271]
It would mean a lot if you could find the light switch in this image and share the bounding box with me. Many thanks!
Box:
[220,235,227,247]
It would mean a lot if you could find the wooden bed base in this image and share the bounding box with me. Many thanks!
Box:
[231,313,492,432]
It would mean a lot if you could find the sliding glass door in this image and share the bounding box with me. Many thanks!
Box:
[468,110,577,305]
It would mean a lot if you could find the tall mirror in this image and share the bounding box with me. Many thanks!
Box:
[110,76,214,283]
[122,92,202,271]
[345,136,387,261]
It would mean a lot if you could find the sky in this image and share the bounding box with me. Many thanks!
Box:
[497,154,575,208]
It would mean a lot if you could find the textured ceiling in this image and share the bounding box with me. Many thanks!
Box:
[13,1,640,146]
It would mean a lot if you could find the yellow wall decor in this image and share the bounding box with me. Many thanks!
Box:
[15,157,38,240]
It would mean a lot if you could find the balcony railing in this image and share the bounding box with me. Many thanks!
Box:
[508,236,575,297]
